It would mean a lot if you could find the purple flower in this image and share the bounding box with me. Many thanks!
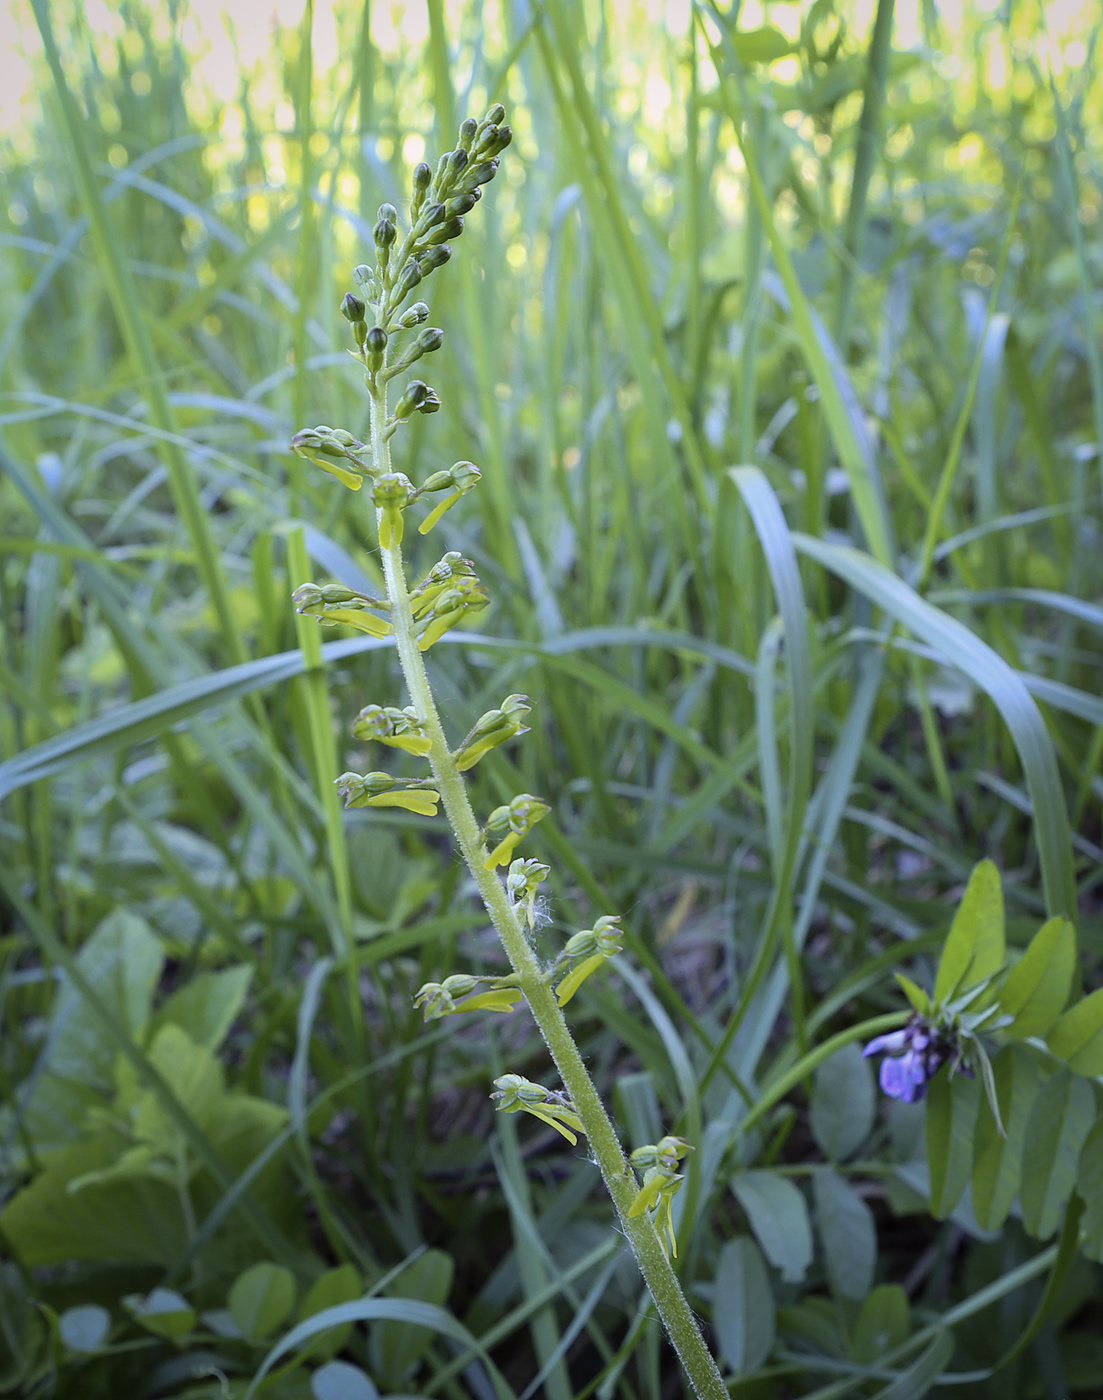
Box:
[864,1017,951,1102]
[879,1051,928,1103]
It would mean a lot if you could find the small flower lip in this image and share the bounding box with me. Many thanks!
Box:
[862,1030,908,1058]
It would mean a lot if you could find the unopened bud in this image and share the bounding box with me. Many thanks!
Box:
[467,159,500,188]
[399,302,430,328]
[394,259,423,300]
[366,324,387,372]
[416,326,444,355]
[413,162,432,191]
[352,263,375,290]
[395,380,430,419]
[457,117,478,151]
[423,216,463,247]
[418,388,442,415]
[377,202,397,223]
[417,245,451,273]
[449,148,469,175]
[341,292,366,323]
[446,191,478,217]
[484,103,506,126]
[418,202,446,232]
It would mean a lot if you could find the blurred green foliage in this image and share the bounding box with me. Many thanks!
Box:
[1,0,1101,1395]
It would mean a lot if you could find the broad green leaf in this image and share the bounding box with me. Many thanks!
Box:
[1020,1070,1094,1240]
[812,1169,876,1300]
[712,1236,776,1375]
[810,1042,875,1162]
[229,1262,296,1342]
[155,966,254,1050]
[853,1284,910,1364]
[1047,989,1103,1075]
[925,1067,980,1219]
[733,25,793,64]
[934,860,1005,1004]
[1001,917,1075,1039]
[47,909,164,1092]
[123,1288,196,1341]
[972,1047,1041,1231]
[730,1171,813,1283]
[369,1249,454,1390]
[298,1265,362,1361]
[58,1304,110,1353]
[312,1362,380,1400]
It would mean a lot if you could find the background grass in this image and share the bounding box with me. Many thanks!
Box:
[1,0,1102,1396]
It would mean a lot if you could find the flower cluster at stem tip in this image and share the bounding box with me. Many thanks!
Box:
[285,105,711,1310]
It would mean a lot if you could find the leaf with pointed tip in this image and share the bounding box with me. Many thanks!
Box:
[1047,989,1103,1075]
[934,860,1005,1005]
[1001,917,1076,1039]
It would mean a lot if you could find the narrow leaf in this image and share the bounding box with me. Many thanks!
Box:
[972,1047,1041,1231]
[926,1067,980,1220]
[934,860,1005,1004]
[1020,1070,1094,1240]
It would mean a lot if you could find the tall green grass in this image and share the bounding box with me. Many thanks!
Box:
[1,0,1101,1396]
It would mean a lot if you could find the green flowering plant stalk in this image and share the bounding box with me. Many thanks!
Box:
[288,107,726,1397]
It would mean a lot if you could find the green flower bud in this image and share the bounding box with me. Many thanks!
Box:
[441,973,481,998]
[341,292,366,323]
[416,326,444,355]
[457,117,478,151]
[418,201,447,232]
[423,216,463,247]
[449,148,468,175]
[446,190,478,217]
[417,245,451,273]
[484,103,506,126]
[418,388,442,415]
[394,259,423,300]
[399,302,430,328]
[352,263,375,291]
[466,158,500,188]
[411,161,433,220]
[394,380,429,419]
[366,324,387,372]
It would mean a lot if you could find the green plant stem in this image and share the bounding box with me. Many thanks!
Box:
[365,375,726,1400]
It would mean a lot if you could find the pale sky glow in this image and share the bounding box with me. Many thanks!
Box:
[0,0,1098,138]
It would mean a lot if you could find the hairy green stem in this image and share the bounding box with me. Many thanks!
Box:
[366,373,725,1400]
